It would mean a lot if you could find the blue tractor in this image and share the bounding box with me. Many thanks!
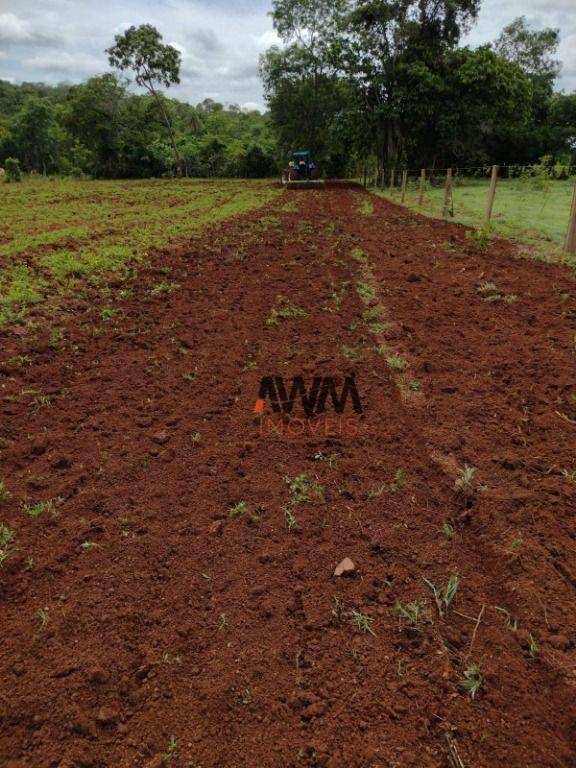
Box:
[282,150,324,187]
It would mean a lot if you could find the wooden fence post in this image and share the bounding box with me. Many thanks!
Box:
[401,170,408,203]
[485,165,499,228]
[390,169,395,191]
[442,168,453,218]
[566,183,576,256]
[418,169,426,206]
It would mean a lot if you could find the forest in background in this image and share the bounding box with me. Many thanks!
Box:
[0,0,575,179]
[0,79,278,179]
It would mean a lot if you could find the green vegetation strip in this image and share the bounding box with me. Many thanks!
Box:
[0,178,280,325]
[374,178,575,258]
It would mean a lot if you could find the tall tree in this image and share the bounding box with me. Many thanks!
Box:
[341,0,482,167]
[494,17,560,88]
[63,74,126,177]
[12,97,60,174]
[493,17,561,162]
[106,24,183,172]
[261,0,350,161]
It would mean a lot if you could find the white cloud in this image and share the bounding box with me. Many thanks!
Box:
[23,51,106,77]
[0,0,574,112]
[0,12,32,43]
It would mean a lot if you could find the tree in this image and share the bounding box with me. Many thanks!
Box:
[63,74,127,177]
[494,17,560,88]
[493,18,561,163]
[106,24,183,172]
[262,0,485,171]
[260,44,352,162]
[12,97,60,173]
[340,0,482,167]
[261,0,351,163]
[549,93,576,164]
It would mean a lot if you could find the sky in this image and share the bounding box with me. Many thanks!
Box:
[0,0,575,112]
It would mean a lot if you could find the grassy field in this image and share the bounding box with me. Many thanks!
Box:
[0,177,280,326]
[374,177,576,259]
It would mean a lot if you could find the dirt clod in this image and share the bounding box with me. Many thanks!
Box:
[333,557,356,577]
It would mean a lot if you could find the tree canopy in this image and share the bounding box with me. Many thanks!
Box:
[0,13,574,179]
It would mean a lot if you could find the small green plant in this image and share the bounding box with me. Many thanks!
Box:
[356,281,376,304]
[285,474,323,504]
[0,481,11,504]
[350,609,376,636]
[466,228,490,250]
[528,634,538,659]
[38,607,49,631]
[477,282,498,293]
[266,296,306,326]
[351,247,367,264]
[395,601,427,628]
[0,523,15,567]
[454,465,476,491]
[495,606,518,632]
[150,281,180,296]
[508,536,524,553]
[459,664,483,698]
[341,344,360,361]
[389,468,406,493]
[228,500,247,518]
[332,597,345,618]
[367,482,387,499]
[424,575,459,618]
[330,281,349,311]
[162,652,182,664]
[22,499,56,518]
[386,356,408,371]
[362,307,381,322]
[190,432,201,444]
[80,541,98,550]
[409,380,422,391]
[163,735,177,763]
[49,328,64,348]
[32,394,52,412]
[561,468,576,482]
[283,506,297,532]
[313,451,338,469]
[217,613,228,631]
[440,522,455,541]
[369,322,390,335]
[101,306,116,321]
[358,198,374,215]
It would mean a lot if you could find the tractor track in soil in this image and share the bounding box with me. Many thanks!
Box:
[1,186,576,768]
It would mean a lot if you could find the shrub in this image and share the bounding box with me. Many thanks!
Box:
[4,157,22,182]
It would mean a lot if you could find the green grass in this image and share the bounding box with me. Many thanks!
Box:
[374,177,575,258]
[0,177,280,327]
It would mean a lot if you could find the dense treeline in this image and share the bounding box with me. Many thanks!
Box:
[261,3,576,174]
[1,5,575,180]
[0,76,279,179]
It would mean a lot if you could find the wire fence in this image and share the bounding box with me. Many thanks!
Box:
[368,164,576,258]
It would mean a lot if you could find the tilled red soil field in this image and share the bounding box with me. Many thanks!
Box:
[1,186,576,768]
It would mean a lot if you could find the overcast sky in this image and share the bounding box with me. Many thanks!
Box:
[0,0,574,111]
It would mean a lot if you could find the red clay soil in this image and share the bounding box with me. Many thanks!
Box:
[1,186,576,768]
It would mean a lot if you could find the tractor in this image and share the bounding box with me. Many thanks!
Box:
[281,151,325,188]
